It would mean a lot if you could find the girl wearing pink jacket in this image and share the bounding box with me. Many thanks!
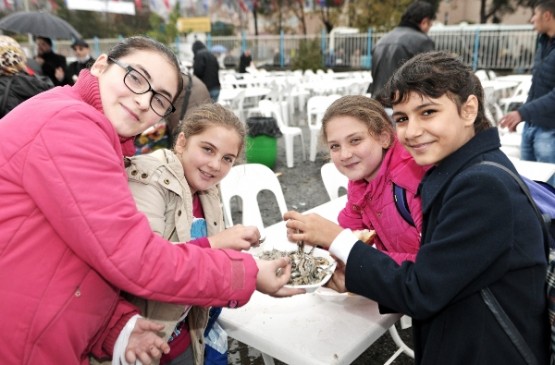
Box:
[322,96,426,264]
[0,36,297,365]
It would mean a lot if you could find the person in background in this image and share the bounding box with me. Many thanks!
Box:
[223,52,237,69]
[285,51,549,364]
[0,35,297,365]
[67,38,95,85]
[238,49,253,73]
[0,35,53,118]
[125,103,261,365]
[367,1,435,101]
[34,36,69,86]
[320,95,426,263]
[192,40,221,102]
[499,0,555,186]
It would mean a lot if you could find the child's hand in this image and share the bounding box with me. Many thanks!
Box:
[283,211,343,249]
[125,318,169,365]
[255,257,305,297]
[209,224,262,251]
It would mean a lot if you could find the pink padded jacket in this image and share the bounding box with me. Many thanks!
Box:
[0,70,257,364]
[338,139,426,264]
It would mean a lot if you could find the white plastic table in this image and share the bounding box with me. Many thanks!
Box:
[509,157,555,183]
[219,196,401,365]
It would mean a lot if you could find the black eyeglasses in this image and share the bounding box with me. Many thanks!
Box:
[108,57,176,117]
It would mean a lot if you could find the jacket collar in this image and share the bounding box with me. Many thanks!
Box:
[73,69,103,113]
[539,33,555,56]
[419,128,501,213]
[398,21,424,33]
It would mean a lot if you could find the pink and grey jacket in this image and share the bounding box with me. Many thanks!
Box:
[0,70,257,364]
[338,139,426,264]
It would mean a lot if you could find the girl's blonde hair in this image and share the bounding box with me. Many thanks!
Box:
[321,95,395,148]
[176,103,247,158]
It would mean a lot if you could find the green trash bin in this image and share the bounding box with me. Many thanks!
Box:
[246,135,278,168]
[245,116,282,169]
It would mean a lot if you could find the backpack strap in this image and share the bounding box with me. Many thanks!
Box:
[481,288,538,365]
[0,77,14,118]
[478,161,548,365]
[392,182,415,227]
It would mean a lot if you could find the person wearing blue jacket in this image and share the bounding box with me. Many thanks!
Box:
[285,51,549,364]
[500,0,555,185]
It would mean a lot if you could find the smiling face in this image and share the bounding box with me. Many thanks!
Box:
[175,125,242,194]
[90,51,178,138]
[325,115,390,182]
[393,92,477,166]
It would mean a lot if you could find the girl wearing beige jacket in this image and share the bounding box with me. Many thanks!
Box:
[125,103,264,365]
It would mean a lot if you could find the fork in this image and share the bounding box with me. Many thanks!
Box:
[296,229,304,254]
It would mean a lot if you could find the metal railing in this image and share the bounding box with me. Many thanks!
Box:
[24,24,536,72]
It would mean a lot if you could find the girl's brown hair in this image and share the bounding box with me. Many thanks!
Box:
[382,51,492,133]
[107,36,183,104]
[321,95,395,148]
[176,103,247,159]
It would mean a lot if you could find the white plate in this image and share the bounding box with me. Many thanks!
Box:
[256,246,337,293]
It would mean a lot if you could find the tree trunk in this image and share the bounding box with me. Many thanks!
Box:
[253,7,259,36]
[480,0,487,23]
[320,6,333,33]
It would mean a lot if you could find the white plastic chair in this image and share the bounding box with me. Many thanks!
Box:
[482,86,503,125]
[247,81,289,124]
[258,99,306,168]
[320,162,348,200]
[499,78,532,114]
[286,77,310,123]
[229,89,246,122]
[307,95,330,162]
[475,69,492,82]
[307,95,341,162]
[219,163,288,232]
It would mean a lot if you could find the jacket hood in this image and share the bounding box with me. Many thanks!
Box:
[192,41,206,55]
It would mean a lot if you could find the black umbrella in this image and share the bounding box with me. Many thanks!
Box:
[0,11,81,39]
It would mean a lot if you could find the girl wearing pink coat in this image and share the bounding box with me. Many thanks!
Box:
[322,96,426,264]
[0,36,296,365]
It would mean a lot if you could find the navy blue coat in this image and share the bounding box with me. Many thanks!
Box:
[346,128,549,364]
[519,34,555,130]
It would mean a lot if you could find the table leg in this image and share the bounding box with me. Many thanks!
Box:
[261,352,276,365]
